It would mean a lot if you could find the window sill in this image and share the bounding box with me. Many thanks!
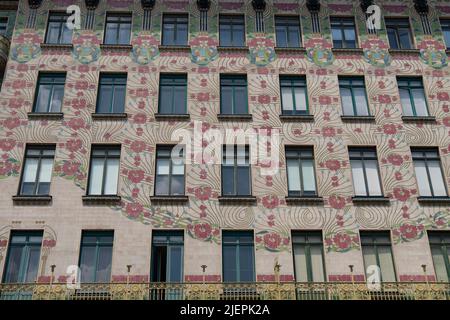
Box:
[332,48,364,54]
[150,195,189,204]
[341,115,375,122]
[82,195,121,205]
[217,46,249,52]
[40,43,73,50]
[217,114,252,121]
[352,196,390,205]
[12,195,52,205]
[91,113,128,120]
[285,196,323,205]
[417,197,450,205]
[389,48,420,54]
[401,116,436,123]
[154,113,190,121]
[27,112,64,120]
[218,196,257,204]
[274,47,306,53]
[279,114,314,122]
[159,45,190,51]
[100,44,132,50]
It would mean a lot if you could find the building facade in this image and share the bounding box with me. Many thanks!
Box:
[0,0,450,296]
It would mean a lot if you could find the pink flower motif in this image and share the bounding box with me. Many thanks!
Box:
[66,118,86,131]
[194,186,213,201]
[319,95,332,105]
[128,170,145,183]
[329,195,346,210]
[0,139,16,151]
[258,95,271,104]
[125,202,143,218]
[62,161,80,176]
[378,95,392,104]
[261,195,280,209]
[3,117,21,130]
[333,233,352,250]
[387,154,403,166]
[193,223,212,240]
[398,224,420,239]
[393,187,411,202]
[133,113,147,124]
[66,139,82,153]
[263,233,282,250]
[322,127,336,137]
[437,92,450,101]
[325,160,341,171]
[8,98,24,109]
[383,124,397,135]
[130,141,146,153]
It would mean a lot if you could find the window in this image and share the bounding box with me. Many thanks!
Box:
[349,147,383,197]
[162,14,188,46]
[280,76,308,115]
[155,146,185,196]
[19,146,55,196]
[411,148,447,198]
[220,75,248,115]
[151,231,184,282]
[45,12,72,44]
[385,18,413,50]
[33,73,66,113]
[78,231,114,283]
[158,74,187,114]
[441,19,450,49]
[428,231,450,282]
[0,17,8,36]
[2,231,43,283]
[286,147,317,197]
[219,15,245,47]
[222,145,251,196]
[104,13,132,45]
[292,231,325,282]
[330,17,357,49]
[275,16,301,48]
[222,231,255,282]
[96,74,127,114]
[87,146,121,196]
[398,77,429,117]
[339,77,370,116]
[360,231,396,282]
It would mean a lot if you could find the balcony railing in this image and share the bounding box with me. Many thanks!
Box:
[0,282,449,300]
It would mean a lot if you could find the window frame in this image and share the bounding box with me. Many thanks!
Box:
[397,77,430,117]
[154,145,186,196]
[158,74,188,115]
[86,145,121,196]
[18,145,56,196]
[428,231,450,282]
[32,72,66,113]
[219,14,246,47]
[220,74,248,115]
[161,13,189,46]
[440,18,450,49]
[291,231,326,283]
[103,12,132,45]
[349,147,384,198]
[274,15,302,48]
[285,146,318,197]
[384,17,414,50]
[411,147,448,198]
[95,73,128,114]
[0,17,9,36]
[338,76,370,116]
[150,230,184,283]
[330,16,358,49]
[279,76,309,115]
[221,145,252,197]
[44,11,73,45]
[222,231,255,283]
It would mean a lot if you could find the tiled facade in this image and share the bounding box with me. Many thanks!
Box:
[0,0,450,286]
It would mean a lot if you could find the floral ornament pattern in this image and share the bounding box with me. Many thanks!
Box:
[247,34,276,67]
[426,210,450,230]
[0,157,20,179]
[324,230,360,253]
[392,222,425,244]
[361,37,391,68]
[10,31,41,63]
[131,33,160,65]
[255,230,291,252]
[417,38,448,69]
[72,32,101,64]
[304,37,334,67]
[189,33,218,66]
[187,221,220,244]
[53,160,87,190]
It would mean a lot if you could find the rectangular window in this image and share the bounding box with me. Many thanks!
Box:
[286,147,317,197]
[275,16,301,48]
[220,75,248,115]
[222,145,251,196]
[441,19,450,49]
[2,231,43,283]
[330,17,357,49]
[78,231,114,283]
[360,231,396,282]
[411,148,448,198]
[428,231,450,283]
[87,146,121,196]
[222,231,255,282]
[385,18,413,50]
[349,147,383,197]
[158,74,187,114]
[19,145,55,196]
[96,74,127,114]
[219,15,245,47]
[151,231,184,283]
[162,14,188,46]
[0,17,8,36]
[33,73,66,113]
[280,76,308,115]
[45,12,72,44]
[104,13,132,45]
[398,77,429,117]
[339,77,370,116]
[155,146,185,196]
[292,231,325,282]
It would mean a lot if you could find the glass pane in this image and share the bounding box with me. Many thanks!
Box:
[351,160,367,196]
[105,24,118,44]
[378,246,396,282]
[293,245,308,282]
[288,27,300,47]
[172,161,184,175]
[49,85,64,112]
[387,29,399,49]
[398,29,412,49]
[61,25,73,44]
[281,87,294,111]
[443,29,450,49]
[362,246,377,275]
[176,24,188,45]
[97,86,113,113]
[159,86,173,113]
[23,158,38,183]
[239,245,254,282]
[25,247,41,283]
[400,89,413,116]
[168,246,183,282]
[302,160,316,193]
[428,161,447,197]
[276,27,287,47]
[344,28,356,41]
[163,24,175,45]
[220,28,231,46]
[223,246,237,282]
[222,166,235,195]
[234,87,247,114]
[287,159,301,192]
[354,88,369,116]
[118,24,131,45]
[412,89,428,116]
[35,85,51,112]
[96,246,113,283]
[173,86,186,114]
[38,158,53,183]
[157,159,170,175]
[431,246,449,282]
[221,86,233,114]
[88,158,104,195]
[236,167,250,195]
[4,247,23,283]
[155,175,169,195]
[112,85,126,113]
[294,87,307,112]
[104,158,119,195]
[46,22,61,43]
[80,246,96,282]
[414,160,432,197]
[234,28,245,47]
[365,160,382,196]
[170,175,184,195]
[340,87,354,116]
[310,245,325,282]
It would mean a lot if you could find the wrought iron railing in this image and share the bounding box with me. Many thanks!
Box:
[0,282,449,300]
